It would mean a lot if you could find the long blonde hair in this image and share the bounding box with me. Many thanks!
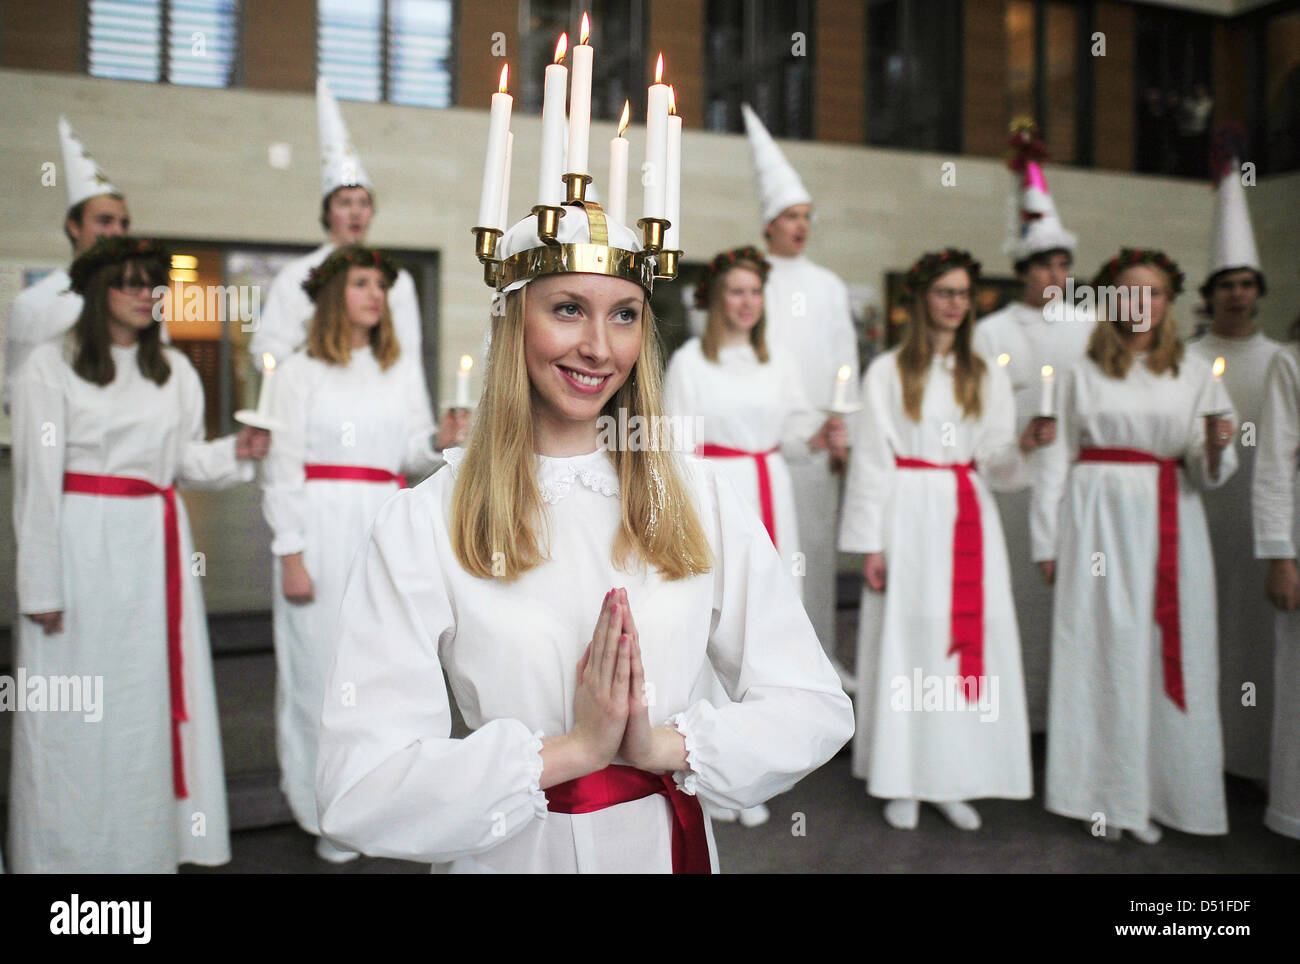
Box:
[306,267,401,369]
[701,259,770,364]
[896,273,986,422]
[1087,266,1183,378]
[450,287,713,582]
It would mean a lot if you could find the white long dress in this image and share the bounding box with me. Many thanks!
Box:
[8,338,252,872]
[1032,353,1237,835]
[973,301,1092,732]
[249,243,423,369]
[1250,343,1300,840]
[763,254,860,653]
[838,348,1032,801]
[663,337,822,591]
[261,346,441,833]
[1188,330,1281,780]
[315,448,855,872]
[3,269,81,409]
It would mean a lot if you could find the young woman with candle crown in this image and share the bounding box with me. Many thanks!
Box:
[8,236,270,872]
[839,249,1050,833]
[1032,247,1237,842]
[313,167,853,868]
[260,244,459,863]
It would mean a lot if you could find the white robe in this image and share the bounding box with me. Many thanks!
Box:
[1188,331,1281,780]
[838,348,1032,800]
[3,269,81,410]
[1032,354,1237,834]
[315,448,855,872]
[763,253,860,653]
[663,338,821,590]
[8,338,253,872]
[1250,343,1300,840]
[972,301,1092,732]
[248,243,423,368]
[260,346,441,833]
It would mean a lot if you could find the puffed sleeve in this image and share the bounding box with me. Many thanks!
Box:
[389,270,424,362]
[777,352,822,462]
[666,464,854,810]
[838,356,894,553]
[1029,363,1078,562]
[1254,348,1300,559]
[4,292,37,412]
[174,353,256,489]
[399,357,442,479]
[974,361,1031,492]
[316,485,548,862]
[1182,360,1238,490]
[12,346,67,614]
[260,353,310,556]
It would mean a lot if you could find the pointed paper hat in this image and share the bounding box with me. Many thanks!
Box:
[59,116,119,210]
[741,103,812,228]
[1003,119,1076,264]
[1205,128,1261,282]
[317,78,374,199]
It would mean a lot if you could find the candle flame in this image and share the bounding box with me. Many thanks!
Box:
[1213,356,1226,378]
[262,353,276,373]
[554,33,567,64]
[460,354,474,373]
[654,52,664,84]
[1041,364,1054,378]
[669,85,677,115]
[618,100,630,136]
[498,63,509,93]
[580,12,590,45]
[837,365,851,382]
[997,353,1010,367]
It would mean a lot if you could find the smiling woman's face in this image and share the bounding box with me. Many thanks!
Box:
[523,272,645,438]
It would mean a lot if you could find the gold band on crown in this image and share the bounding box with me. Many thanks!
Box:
[497,241,659,291]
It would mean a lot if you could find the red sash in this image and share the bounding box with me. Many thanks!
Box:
[696,444,779,547]
[546,764,711,874]
[304,464,406,488]
[62,472,188,798]
[894,457,985,700]
[1077,447,1186,710]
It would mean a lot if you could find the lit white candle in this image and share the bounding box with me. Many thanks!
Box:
[498,131,513,228]
[257,354,276,417]
[1039,364,1055,417]
[608,101,630,226]
[997,353,1011,368]
[643,53,669,221]
[1212,356,1226,382]
[566,14,593,178]
[455,355,474,408]
[477,64,512,230]
[538,35,567,207]
[831,364,851,410]
[665,86,682,248]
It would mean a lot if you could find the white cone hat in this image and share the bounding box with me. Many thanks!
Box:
[59,116,119,210]
[1207,158,1261,279]
[317,78,374,198]
[741,103,812,228]
[1003,159,1076,263]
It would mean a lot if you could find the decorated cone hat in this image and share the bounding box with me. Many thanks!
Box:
[317,77,374,199]
[1003,118,1076,264]
[741,103,812,229]
[1205,125,1262,285]
[59,116,119,211]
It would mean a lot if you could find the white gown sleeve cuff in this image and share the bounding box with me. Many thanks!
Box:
[665,712,701,796]
[526,729,548,819]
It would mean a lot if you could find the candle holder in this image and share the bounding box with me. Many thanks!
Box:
[562,173,593,203]
[823,403,863,417]
[471,226,504,286]
[657,249,682,280]
[637,217,669,253]
[531,204,565,243]
[233,410,284,432]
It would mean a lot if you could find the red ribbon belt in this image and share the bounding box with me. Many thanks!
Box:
[546,764,711,874]
[304,464,406,488]
[696,444,779,547]
[894,457,984,700]
[1077,447,1186,711]
[63,472,188,798]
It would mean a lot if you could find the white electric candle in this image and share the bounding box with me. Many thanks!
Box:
[608,101,630,226]
[477,65,512,230]
[1039,364,1055,417]
[455,355,473,408]
[643,53,669,221]
[256,354,276,417]
[538,35,568,207]
[831,364,851,410]
[665,86,682,248]
[567,14,593,178]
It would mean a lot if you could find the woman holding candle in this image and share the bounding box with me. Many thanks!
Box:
[838,249,1046,832]
[261,245,456,862]
[8,236,269,872]
[1032,248,1236,842]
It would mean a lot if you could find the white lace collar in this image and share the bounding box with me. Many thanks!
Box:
[442,447,620,504]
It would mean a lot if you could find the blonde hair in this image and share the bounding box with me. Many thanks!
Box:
[306,267,401,369]
[1087,266,1183,378]
[896,271,986,422]
[450,287,713,582]
[701,260,770,364]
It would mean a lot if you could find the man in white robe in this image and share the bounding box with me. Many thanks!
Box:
[741,104,856,686]
[3,117,130,411]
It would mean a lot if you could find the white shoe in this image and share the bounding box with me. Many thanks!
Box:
[829,657,856,694]
[704,802,738,823]
[1129,822,1163,845]
[883,798,919,829]
[738,804,770,828]
[933,800,981,831]
[315,836,361,863]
